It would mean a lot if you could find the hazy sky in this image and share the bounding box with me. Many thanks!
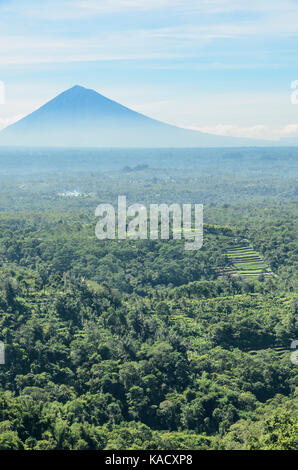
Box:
[0,0,298,140]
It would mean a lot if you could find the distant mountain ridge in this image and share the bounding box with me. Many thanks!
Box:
[0,85,277,147]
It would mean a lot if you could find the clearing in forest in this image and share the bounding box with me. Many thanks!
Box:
[224,244,272,278]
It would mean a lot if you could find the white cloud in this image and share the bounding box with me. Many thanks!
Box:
[187,123,298,141]
[281,124,298,136]
[127,90,298,141]
[0,0,297,67]
[0,115,24,130]
[0,12,297,67]
[3,0,298,31]
[73,0,175,14]
[39,0,298,18]
[1,112,297,141]
[0,31,192,65]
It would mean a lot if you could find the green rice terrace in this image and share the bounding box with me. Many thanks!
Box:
[223,244,272,279]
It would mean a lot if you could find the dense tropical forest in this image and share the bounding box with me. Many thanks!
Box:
[0,147,297,450]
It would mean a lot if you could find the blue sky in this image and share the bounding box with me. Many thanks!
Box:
[0,0,298,140]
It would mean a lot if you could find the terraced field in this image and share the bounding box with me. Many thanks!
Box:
[224,245,272,279]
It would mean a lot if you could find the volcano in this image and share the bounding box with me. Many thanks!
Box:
[0,85,273,147]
